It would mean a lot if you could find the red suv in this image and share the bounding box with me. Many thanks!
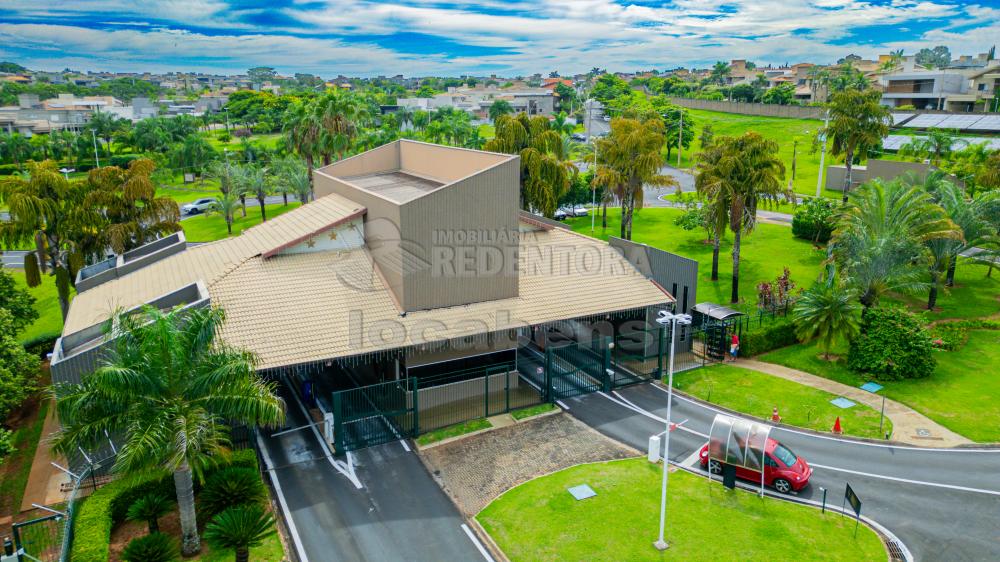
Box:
[698,438,812,493]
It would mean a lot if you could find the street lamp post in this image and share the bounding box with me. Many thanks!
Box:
[816,110,830,197]
[653,310,692,551]
[591,137,598,233]
[91,129,100,168]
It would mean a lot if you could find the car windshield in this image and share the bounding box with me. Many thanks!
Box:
[772,444,797,467]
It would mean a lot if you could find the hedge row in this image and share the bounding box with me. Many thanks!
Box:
[71,449,258,562]
[22,333,59,359]
[739,319,798,357]
[930,319,1000,351]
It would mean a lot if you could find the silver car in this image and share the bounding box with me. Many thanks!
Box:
[180,198,218,215]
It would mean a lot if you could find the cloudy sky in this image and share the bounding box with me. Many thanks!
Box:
[1,1,997,77]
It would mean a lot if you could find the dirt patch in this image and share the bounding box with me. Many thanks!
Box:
[109,510,183,561]
[419,412,636,516]
[817,353,841,362]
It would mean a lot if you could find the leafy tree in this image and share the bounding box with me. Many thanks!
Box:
[696,132,789,302]
[817,89,891,202]
[121,533,181,562]
[831,178,960,310]
[488,99,514,122]
[0,268,38,334]
[127,493,176,534]
[762,83,796,105]
[793,277,861,359]
[651,99,694,162]
[204,505,276,562]
[591,74,631,105]
[848,307,936,380]
[699,123,715,149]
[484,113,575,217]
[915,46,952,69]
[593,114,677,240]
[0,309,41,423]
[167,135,217,178]
[53,306,285,555]
[729,83,758,103]
[554,83,577,113]
[247,66,277,88]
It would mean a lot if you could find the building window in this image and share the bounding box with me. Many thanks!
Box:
[671,283,678,301]
[682,286,689,313]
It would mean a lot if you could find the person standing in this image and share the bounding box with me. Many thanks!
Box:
[730,332,740,362]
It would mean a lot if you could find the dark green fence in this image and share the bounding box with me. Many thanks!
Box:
[332,378,417,453]
[612,327,666,385]
[546,340,610,399]
[415,362,543,432]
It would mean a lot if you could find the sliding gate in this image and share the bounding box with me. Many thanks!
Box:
[331,378,417,453]
[546,339,611,400]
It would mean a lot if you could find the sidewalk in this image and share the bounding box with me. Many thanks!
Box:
[737,358,973,448]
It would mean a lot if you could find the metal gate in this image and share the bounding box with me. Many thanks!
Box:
[612,326,665,386]
[332,378,417,453]
[12,514,64,562]
[546,340,610,400]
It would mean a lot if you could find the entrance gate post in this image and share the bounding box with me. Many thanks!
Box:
[332,391,344,454]
[602,336,612,391]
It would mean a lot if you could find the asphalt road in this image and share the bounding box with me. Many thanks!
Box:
[258,384,489,562]
[564,382,1000,562]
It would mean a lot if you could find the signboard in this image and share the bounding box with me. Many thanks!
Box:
[844,483,862,516]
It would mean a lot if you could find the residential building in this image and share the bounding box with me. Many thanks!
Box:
[398,86,556,118]
[878,52,1000,111]
[51,140,686,454]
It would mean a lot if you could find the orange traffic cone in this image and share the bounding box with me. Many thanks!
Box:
[771,407,781,423]
[832,416,843,434]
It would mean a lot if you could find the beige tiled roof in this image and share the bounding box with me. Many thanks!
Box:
[212,227,671,369]
[61,193,365,334]
[63,198,671,370]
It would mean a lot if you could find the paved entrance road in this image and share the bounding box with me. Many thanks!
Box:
[565,382,1000,562]
[259,384,488,562]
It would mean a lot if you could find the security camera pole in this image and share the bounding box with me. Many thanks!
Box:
[653,310,692,551]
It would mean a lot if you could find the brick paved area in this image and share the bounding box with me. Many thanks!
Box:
[419,411,637,515]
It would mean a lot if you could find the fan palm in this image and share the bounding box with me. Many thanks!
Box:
[818,90,891,202]
[695,132,789,302]
[204,505,277,562]
[831,178,961,310]
[127,492,175,534]
[52,306,285,555]
[793,277,862,359]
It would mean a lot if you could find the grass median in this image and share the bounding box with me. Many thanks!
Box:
[181,202,301,242]
[674,364,891,439]
[478,458,886,561]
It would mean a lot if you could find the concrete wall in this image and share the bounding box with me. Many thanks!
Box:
[399,141,510,184]
[825,159,954,192]
[671,98,825,119]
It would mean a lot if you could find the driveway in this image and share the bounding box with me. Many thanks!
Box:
[258,383,490,562]
[564,382,1000,561]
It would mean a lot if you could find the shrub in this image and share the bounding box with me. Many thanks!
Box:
[126,492,175,534]
[109,154,143,168]
[233,128,252,138]
[0,163,22,176]
[121,532,180,562]
[204,505,276,562]
[200,467,267,517]
[739,319,798,357]
[848,307,936,380]
[0,428,15,463]
[791,197,836,243]
[929,319,1000,351]
[218,132,232,143]
[71,449,258,562]
[22,333,59,359]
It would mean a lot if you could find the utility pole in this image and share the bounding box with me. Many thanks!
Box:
[792,138,797,181]
[591,138,598,233]
[816,110,830,197]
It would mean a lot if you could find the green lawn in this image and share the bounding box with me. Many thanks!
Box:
[204,131,282,151]
[181,202,301,242]
[416,418,492,446]
[192,531,285,562]
[662,191,803,216]
[762,329,1000,442]
[884,264,1000,322]
[478,458,885,562]
[680,109,843,199]
[4,268,67,344]
[156,183,219,205]
[565,207,827,308]
[478,123,495,139]
[674,365,890,439]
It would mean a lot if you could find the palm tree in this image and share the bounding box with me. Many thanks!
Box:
[818,89,891,202]
[695,145,732,281]
[210,191,244,236]
[710,61,732,86]
[314,90,367,165]
[831,178,961,311]
[204,505,277,562]
[696,132,789,302]
[271,156,311,204]
[594,114,677,240]
[234,164,270,221]
[793,277,862,359]
[53,306,285,556]
[551,112,574,137]
[488,100,514,122]
[86,158,181,255]
[484,113,575,217]
[899,128,965,165]
[127,493,175,534]
[0,132,32,169]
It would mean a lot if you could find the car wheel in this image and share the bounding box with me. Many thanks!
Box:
[708,460,722,475]
[773,479,792,494]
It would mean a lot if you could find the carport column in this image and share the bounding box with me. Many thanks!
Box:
[657,326,665,377]
[545,346,554,403]
[332,391,344,454]
[412,377,420,436]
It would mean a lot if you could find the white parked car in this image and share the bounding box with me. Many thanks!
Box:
[181,198,218,215]
[571,205,589,217]
[553,208,568,220]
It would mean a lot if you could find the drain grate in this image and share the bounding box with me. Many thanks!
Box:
[886,539,907,561]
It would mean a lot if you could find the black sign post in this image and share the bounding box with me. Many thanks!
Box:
[843,484,862,537]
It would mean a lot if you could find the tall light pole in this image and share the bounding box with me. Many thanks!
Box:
[677,109,683,168]
[653,310,692,551]
[91,129,100,168]
[815,109,830,197]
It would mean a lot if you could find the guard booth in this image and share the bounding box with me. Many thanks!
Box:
[692,303,745,361]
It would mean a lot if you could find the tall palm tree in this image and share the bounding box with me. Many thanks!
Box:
[594,114,677,240]
[204,505,276,562]
[792,276,862,359]
[484,113,575,217]
[696,132,789,302]
[234,164,271,221]
[282,100,320,193]
[53,306,285,556]
[831,178,961,311]
[695,145,732,281]
[271,155,312,204]
[314,90,368,165]
[209,191,243,236]
[0,132,32,169]
[818,89,891,202]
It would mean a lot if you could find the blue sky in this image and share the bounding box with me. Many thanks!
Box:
[0,1,997,77]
